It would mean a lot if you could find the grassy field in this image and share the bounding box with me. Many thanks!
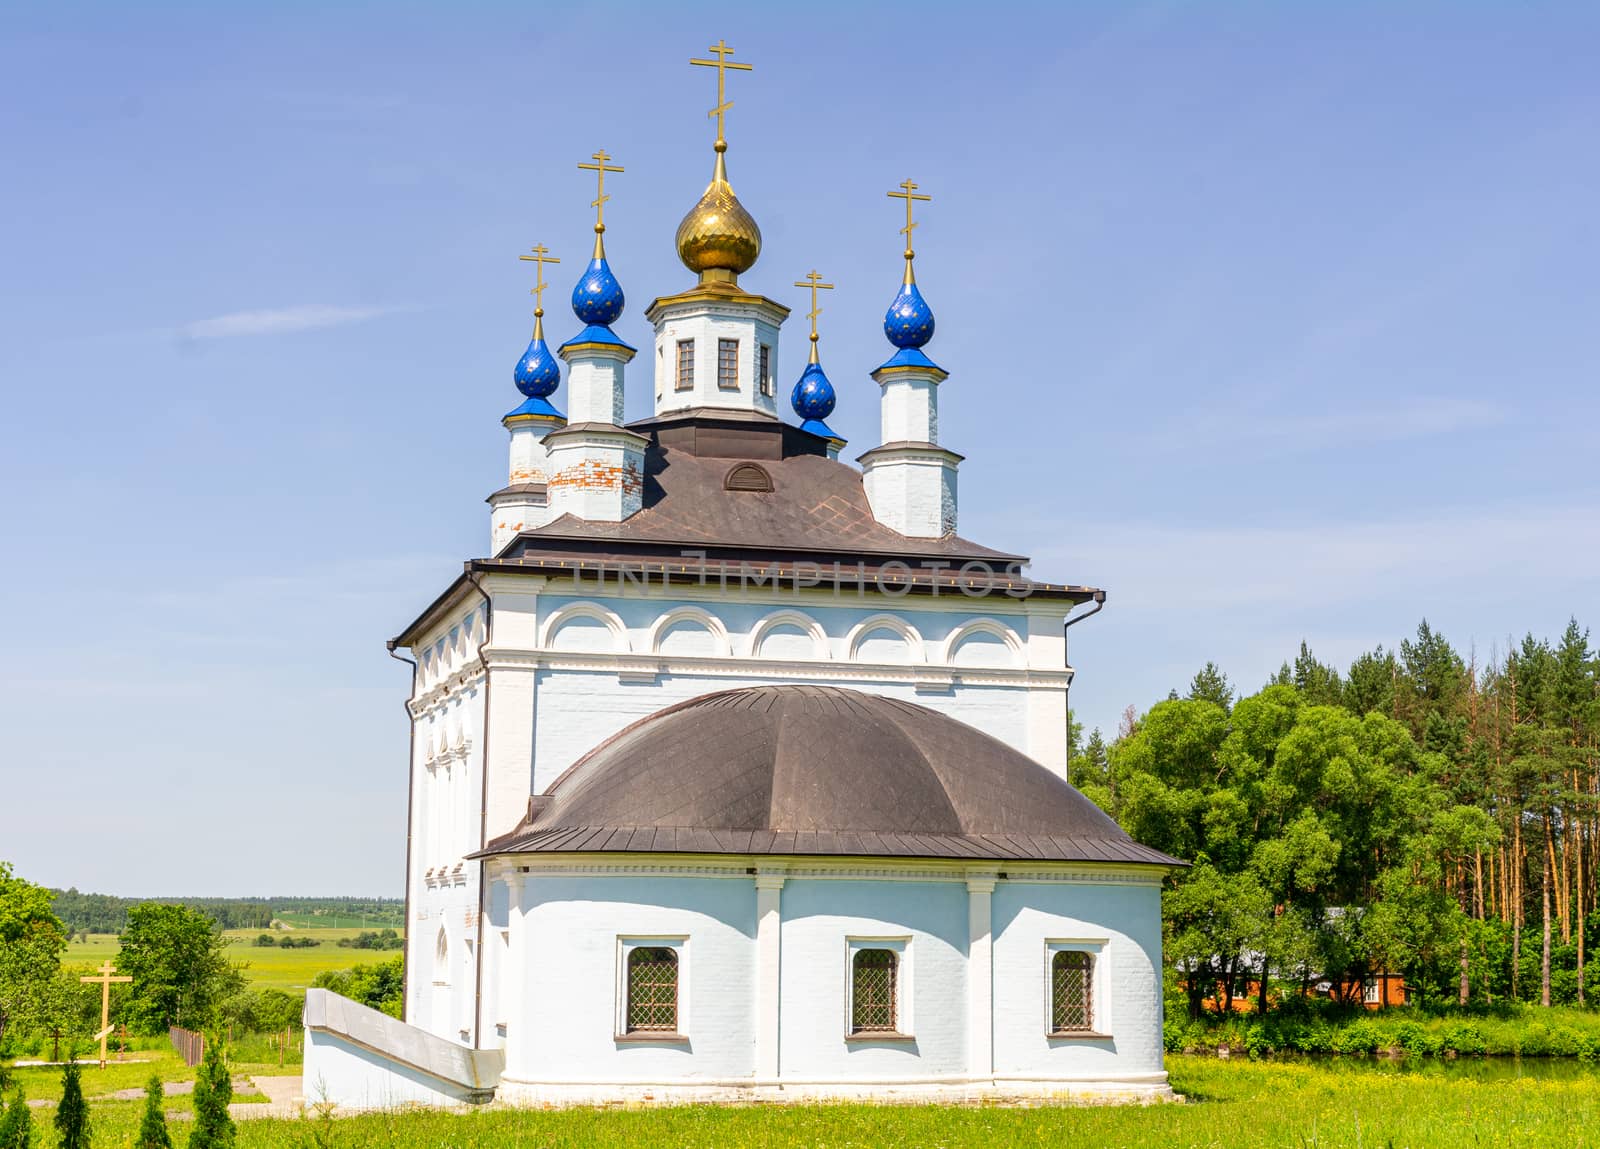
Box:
[272,910,403,931]
[10,1055,1600,1147]
[64,928,402,995]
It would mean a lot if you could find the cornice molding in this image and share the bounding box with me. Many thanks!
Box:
[479,646,1069,690]
[492,854,1161,886]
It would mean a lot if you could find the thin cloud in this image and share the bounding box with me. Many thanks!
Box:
[181,304,398,341]
[1031,503,1600,615]
[1149,396,1505,452]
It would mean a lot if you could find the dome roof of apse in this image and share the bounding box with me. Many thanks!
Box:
[479,685,1182,866]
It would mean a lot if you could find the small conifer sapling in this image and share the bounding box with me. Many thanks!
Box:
[135,1075,171,1149]
[54,1060,91,1149]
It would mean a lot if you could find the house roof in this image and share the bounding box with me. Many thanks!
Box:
[500,407,1021,566]
[476,685,1183,868]
[391,407,1103,648]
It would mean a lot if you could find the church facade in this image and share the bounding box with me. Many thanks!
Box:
[301,43,1180,1109]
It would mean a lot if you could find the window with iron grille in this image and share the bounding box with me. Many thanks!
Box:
[758,344,773,396]
[851,948,898,1033]
[717,338,740,390]
[675,339,695,391]
[1051,950,1093,1033]
[626,946,679,1032]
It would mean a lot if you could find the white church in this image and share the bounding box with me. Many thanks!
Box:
[301,44,1182,1110]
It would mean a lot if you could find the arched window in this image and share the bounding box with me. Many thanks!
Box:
[1051,950,1093,1033]
[724,462,774,492]
[851,949,898,1033]
[625,947,679,1032]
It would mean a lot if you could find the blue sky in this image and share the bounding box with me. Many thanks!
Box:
[2,3,1597,895]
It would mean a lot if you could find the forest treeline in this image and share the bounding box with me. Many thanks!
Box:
[1074,619,1599,1017]
[47,893,404,935]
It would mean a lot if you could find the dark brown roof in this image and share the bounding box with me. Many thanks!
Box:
[503,408,1021,565]
[477,685,1182,867]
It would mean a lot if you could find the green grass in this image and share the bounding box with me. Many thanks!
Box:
[8,1048,275,1108]
[11,1056,1600,1147]
[272,910,403,931]
[64,928,404,995]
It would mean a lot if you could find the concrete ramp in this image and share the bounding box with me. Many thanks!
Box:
[301,989,503,1112]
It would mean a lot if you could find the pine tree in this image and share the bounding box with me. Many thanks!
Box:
[0,1084,37,1149]
[188,1039,234,1149]
[135,1076,171,1149]
[1187,661,1234,712]
[53,1060,89,1149]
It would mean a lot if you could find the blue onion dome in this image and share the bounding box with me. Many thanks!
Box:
[884,280,935,348]
[791,361,836,421]
[571,256,625,326]
[514,327,561,398]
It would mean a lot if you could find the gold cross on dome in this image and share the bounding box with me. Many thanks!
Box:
[517,244,560,316]
[887,178,932,250]
[690,39,753,145]
[793,269,835,335]
[577,149,624,232]
[793,270,835,363]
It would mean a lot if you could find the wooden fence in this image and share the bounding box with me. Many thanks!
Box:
[169,1025,204,1067]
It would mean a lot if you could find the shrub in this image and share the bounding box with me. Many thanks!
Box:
[54,1060,90,1149]
[0,1084,36,1149]
[189,1039,234,1149]
[135,1075,171,1149]
[313,956,403,1018]
[1330,1018,1381,1054]
[1440,1021,1486,1055]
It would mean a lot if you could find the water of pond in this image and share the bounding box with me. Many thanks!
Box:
[1198,1053,1600,1082]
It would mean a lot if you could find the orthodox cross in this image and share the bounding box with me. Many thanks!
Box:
[690,39,753,146]
[577,149,624,235]
[79,960,131,1068]
[517,244,561,319]
[887,179,932,260]
[793,270,835,362]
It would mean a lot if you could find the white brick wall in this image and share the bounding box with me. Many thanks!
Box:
[482,864,1168,1104]
[648,297,785,417]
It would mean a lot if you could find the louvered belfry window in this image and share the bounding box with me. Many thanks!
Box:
[675,339,695,391]
[717,338,740,389]
[626,946,678,1032]
[851,948,898,1033]
[1051,950,1093,1033]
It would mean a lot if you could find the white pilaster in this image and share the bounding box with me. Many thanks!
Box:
[754,869,785,1079]
[504,868,527,1050]
[966,872,996,1079]
[481,578,543,840]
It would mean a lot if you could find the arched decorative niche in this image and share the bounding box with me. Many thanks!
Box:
[844,614,926,665]
[648,606,733,658]
[540,601,630,654]
[748,609,830,661]
[941,618,1025,669]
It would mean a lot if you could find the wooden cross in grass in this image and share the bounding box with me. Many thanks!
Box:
[79,959,131,1068]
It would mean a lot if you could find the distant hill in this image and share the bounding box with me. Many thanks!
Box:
[49,890,405,935]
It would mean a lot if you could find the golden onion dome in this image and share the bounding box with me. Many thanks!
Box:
[675,144,761,283]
